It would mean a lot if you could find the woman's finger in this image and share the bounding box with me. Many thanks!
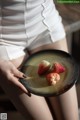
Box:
[11,67,24,78]
[9,75,31,97]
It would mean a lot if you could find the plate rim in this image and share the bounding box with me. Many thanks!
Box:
[20,49,79,97]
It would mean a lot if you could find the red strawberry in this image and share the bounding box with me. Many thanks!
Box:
[38,60,50,75]
[52,62,65,73]
[46,73,60,85]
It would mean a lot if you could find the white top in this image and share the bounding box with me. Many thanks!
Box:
[0,0,62,45]
[0,0,65,60]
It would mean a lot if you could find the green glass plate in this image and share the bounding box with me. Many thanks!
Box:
[20,50,79,97]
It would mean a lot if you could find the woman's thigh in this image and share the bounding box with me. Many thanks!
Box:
[29,38,68,54]
[10,53,29,69]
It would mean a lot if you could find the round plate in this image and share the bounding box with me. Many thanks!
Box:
[20,50,79,97]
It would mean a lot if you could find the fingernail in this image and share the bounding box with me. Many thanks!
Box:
[23,74,27,78]
[27,92,31,97]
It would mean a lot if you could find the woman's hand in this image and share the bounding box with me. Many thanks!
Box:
[0,59,31,96]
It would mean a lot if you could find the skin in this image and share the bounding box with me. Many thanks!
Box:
[0,39,79,120]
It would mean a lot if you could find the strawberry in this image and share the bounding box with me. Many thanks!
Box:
[52,62,65,73]
[38,60,50,75]
[46,73,60,85]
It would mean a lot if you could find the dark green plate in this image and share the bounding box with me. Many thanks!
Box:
[20,50,79,97]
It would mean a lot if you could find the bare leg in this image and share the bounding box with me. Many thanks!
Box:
[0,55,53,120]
[29,38,79,120]
[49,85,79,120]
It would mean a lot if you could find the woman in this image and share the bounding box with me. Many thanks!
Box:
[0,0,79,120]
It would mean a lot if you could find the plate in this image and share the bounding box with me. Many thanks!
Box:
[20,50,79,97]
